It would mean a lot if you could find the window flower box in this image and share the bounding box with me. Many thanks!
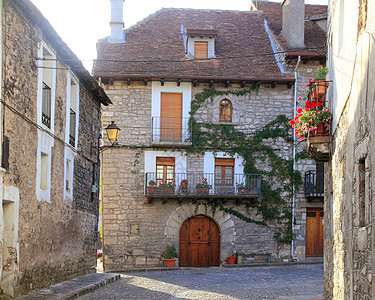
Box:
[196,187,210,194]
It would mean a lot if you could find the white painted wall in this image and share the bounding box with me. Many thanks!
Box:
[328,0,359,132]
[36,41,56,202]
[144,151,187,174]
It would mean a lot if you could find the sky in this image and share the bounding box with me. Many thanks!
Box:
[30,0,328,72]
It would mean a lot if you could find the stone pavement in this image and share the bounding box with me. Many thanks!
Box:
[16,273,120,300]
[78,264,324,299]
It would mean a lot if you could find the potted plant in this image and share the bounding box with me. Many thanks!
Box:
[164,245,177,267]
[290,105,332,140]
[97,249,103,262]
[227,253,236,264]
[157,180,176,194]
[196,177,212,194]
[314,67,329,98]
[147,180,157,194]
[236,182,248,194]
[180,179,189,193]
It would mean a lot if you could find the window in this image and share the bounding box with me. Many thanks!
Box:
[219,99,232,122]
[40,152,49,190]
[42,83,51,128]
[69,79,78,147]
[359,159,366,227]
[215,158,234,186]
[40,46,55,129]
[194,41,208,59]
[156,157,175,185]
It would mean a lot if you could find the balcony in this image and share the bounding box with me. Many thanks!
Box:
[304,171,324,200]
[151,117,191,147]
[145,172,261,204]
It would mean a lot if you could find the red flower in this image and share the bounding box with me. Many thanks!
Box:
[298,96,301,101]
[311,102,317,109]
[318,102,323,106]
[297,108,303,114]
[289,120,296,126]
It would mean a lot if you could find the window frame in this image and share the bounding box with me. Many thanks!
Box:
[219,99,232,122]
[215,158,235,186]
[156,157,175,185]
[194,41,208,59]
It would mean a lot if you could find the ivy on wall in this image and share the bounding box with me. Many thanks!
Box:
[188,87,306,247]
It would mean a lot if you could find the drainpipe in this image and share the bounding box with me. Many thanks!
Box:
[291,55,301,261]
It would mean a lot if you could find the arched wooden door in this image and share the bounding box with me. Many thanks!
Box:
[179,215,220,267]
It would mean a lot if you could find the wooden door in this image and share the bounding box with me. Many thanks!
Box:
[306,208,324,257]
[179,216,220,267]
[160,93,182,142]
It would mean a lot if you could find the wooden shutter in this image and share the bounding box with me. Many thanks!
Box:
[42,82,52,128]
[194,42,208,59]
[156,157,175,166]
[160,93,182,142]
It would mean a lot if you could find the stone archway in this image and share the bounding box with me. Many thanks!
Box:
[164,203,236,264]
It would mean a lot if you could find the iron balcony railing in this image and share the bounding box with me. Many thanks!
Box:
[145,172,261,196]
[151,117,191,143]
[305,171,324,197]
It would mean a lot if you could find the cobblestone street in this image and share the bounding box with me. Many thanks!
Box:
[78,264,324,299]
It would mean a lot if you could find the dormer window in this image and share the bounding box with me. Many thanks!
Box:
[184,28,217,59]
[194,41,208,59]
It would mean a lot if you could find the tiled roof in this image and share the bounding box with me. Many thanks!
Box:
[94,8,294,82]
[256,1,327,53]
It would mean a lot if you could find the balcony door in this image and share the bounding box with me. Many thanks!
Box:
[156,157,175,185]
[214,158,234,194]
[160,93,182,142]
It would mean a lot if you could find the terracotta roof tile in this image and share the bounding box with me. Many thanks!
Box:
[256,1,327,53]
[94,8,294,82]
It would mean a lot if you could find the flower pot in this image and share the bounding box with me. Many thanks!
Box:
[315,80,329,95]
[227,256,236,264]
[309,121,329,137]
[237,188,249,195]
[196,187,209,194]
[147,186,156,194]
[165,258,176,267]
[158,187,174,194]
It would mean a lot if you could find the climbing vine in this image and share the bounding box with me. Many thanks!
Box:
[188,87,306,247]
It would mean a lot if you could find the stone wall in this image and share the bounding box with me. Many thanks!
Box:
[323,1,375,298]
[1,2,101,296]
[101,78,318,270]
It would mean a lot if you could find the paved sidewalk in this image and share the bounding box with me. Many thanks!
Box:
[16,273,120,300]
[78,264,324,299]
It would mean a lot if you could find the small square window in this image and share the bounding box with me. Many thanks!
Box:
[194,41,208,59]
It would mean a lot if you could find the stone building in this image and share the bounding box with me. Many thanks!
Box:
[324,0,375,298]
[0,0,111,297]
[94,0,327,271]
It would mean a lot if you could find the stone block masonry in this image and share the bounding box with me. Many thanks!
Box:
[0,2,104,296]
[101,79,318,271]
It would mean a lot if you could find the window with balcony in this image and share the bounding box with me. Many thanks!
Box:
[215,158,234,194]
[219,99,232,122]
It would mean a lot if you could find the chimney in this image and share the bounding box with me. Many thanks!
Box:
[109,0,125,43]
[282,0,305,48]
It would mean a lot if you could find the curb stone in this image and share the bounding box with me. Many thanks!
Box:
[16,273,121,300]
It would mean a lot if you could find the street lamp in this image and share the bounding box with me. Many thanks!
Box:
[105,121,121,145]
